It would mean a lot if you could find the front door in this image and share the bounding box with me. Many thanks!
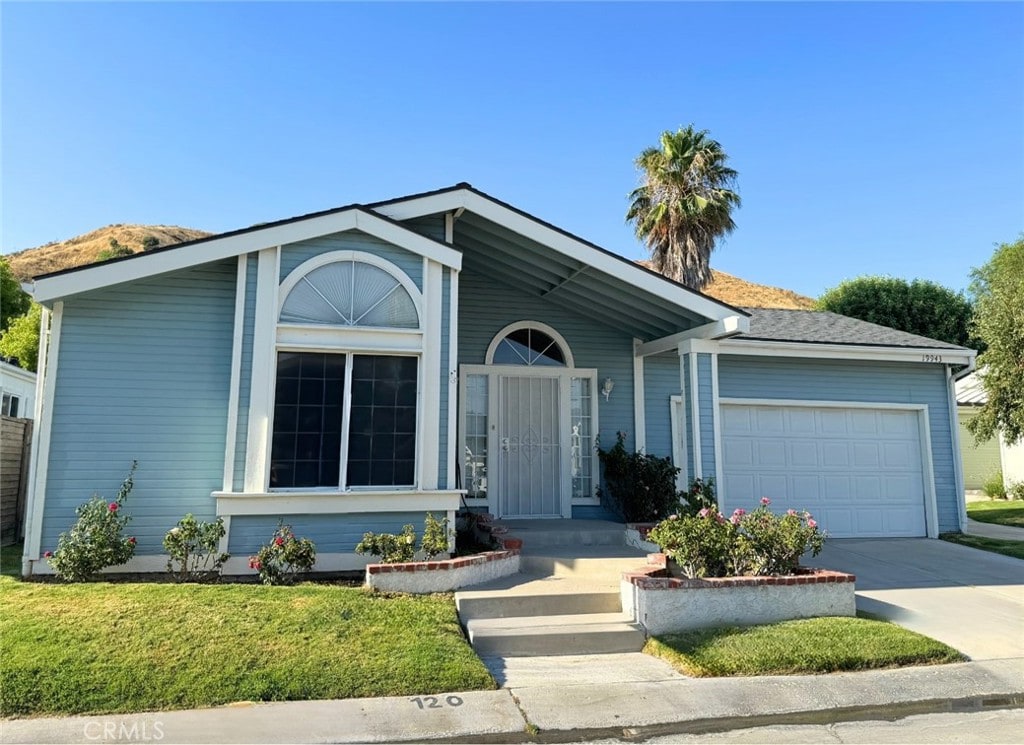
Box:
[497,375,562,518]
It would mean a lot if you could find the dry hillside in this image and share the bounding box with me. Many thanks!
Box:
[5,225,211,281]
[638,261,815,309]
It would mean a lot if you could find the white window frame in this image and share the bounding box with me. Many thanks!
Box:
[485,320,576,368]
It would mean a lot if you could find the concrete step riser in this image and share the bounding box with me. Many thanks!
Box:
[468,628,646,657]
[519,556,646,580]
[507,532,627,548]
[457,592,622,620]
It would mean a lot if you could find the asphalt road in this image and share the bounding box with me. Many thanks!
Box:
[595,708,1023,744]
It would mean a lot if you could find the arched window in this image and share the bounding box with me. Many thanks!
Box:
[279,259,419,328]
[486,323,574,367]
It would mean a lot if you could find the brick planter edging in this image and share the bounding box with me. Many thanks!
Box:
[621,553,857,634]
[366,549,518,575]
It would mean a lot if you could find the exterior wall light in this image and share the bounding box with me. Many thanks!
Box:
[602,378,614,401]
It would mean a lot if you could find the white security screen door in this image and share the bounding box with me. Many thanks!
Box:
[498,375,562,518]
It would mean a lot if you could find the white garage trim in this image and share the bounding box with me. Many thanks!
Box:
[719,397,938,538]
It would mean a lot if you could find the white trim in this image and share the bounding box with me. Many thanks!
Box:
[719,398,939,539]
[633,339,646,452]
[670,395,689,488]
[24,302,61,565]
[484,320,576,368]
[687,351,702,479]
[718,338,975,366]
[636,316,749,357]
[276,249,424,327]
[222,255,248,492]
[446,269,459,489]
[218,515,231,557]
[243,247,280,493]
[946,365,968,532]
[31,208,461,304]
[213,489,463,516]
[276,325,423,352]
[711,353,724,501]
[419,260,443,489]
[374,189,736,323]
[444,212,455,244]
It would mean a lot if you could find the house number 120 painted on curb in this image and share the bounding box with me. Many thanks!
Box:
[410,695,463,709]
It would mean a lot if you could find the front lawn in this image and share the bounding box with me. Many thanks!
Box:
[967,499,1024,529]
[0,565,494,717]
[645,617,964,677]
[940,532,1024,560]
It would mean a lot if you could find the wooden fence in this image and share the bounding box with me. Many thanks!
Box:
[1,415,32,546]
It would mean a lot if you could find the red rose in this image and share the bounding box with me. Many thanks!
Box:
[43,551,53,558]
[108,502,119,512]
[128,537,136,544]
[274,537,284,546]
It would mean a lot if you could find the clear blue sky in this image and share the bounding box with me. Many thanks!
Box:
[2,1,1021,297]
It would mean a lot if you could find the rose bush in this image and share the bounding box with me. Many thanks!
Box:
[248,523,316,585]
[647,497,826,578]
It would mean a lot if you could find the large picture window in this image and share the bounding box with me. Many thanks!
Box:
[270,351,418,489]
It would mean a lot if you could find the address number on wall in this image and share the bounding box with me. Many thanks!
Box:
[922,354,944,363]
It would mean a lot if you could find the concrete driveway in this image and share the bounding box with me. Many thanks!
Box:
[814,539,1024,661]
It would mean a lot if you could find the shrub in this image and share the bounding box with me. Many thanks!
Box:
[248,523,316,585]
[983,471,1007,499]
[597,432,681,521]
[1008,481,1024,501]
[46,462,138,581]
[163,514,229,582]
[421,512,452,559]
[355,524,417,564]
[647,498,826,578]
[679,477,716,516]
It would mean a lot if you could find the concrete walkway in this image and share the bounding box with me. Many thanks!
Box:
[3,659,1021,744]
[966,517,1024,541]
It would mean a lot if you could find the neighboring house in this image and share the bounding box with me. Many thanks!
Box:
[956,372,1024,490]
[0,360,36,419]
[21,184,976,575]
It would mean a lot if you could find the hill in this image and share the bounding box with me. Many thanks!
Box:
[4,225,212,281]
[5,225,817,310]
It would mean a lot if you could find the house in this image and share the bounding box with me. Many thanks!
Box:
[0,359,36,419]
[956,372,1024,491]
[21,184,976,575]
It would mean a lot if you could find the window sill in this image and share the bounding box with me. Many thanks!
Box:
[212,489,465,516]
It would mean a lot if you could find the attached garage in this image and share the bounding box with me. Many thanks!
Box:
[720,401,934,538]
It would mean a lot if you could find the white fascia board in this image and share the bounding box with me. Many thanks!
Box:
[31,209,460,303]
[213,490,464,516]
[718,339,976,366]
[375,189,737,323]
[636,316,749,357]
[0,361,36,386]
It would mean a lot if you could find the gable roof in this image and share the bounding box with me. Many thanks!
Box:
[955,372,987,405]
[737,307,971,350]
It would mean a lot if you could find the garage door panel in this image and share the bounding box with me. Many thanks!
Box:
[722,404,927,538]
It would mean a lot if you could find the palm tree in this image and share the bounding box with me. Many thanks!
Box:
[627,126,741,290]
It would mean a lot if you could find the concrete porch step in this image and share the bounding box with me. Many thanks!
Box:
[518,545,650,582]
[492,519,629,549]
[456,574,622,620]
[465,612,646,656]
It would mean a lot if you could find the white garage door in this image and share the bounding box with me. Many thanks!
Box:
[721,404,927,538]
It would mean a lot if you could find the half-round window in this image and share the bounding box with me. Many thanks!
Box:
[279,260,419,328]
[492,327,567,367]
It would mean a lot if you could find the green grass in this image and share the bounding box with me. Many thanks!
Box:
[940,532,1024,560]
[645,617,964,677]
[1,542,21,577]
[0,572,494,718]
[967,499,1024,529]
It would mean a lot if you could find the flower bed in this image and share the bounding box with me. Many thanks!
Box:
[621,554,856,634]
[365,548,520,593]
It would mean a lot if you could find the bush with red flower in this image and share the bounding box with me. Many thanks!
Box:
[647,497,826,579]
[45,462,139,582]
[248,522,316,585]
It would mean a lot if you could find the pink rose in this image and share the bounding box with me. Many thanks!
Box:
[43,551,53,558]
[128,537,136,545]
[668,514,678,520]
[760,497,771,506]
[807,519,818,529]
[698,508,711,518]
[787,509,797,516]
[730,514,742,525]
[732,508,746,517]
[249,558,261,570]
[274,536,285,546]
[108,502,119,512]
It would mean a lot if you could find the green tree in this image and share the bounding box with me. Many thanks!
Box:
[0,303,42,371]
[967,237,1024,445]
[1,257,31,331]
[97,238,133,261]
[817,276,974,347]
[627,125,741,289]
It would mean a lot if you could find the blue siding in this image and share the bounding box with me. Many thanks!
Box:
[697,353,716,479]
[279,230,423,290]
[458,270,636,451]
[227,512,429,554]
[42,261,237,554]
[232,253,258,491]
[438,269,451,488]
[644,353,678,460]
[719,355,959,532]
[400,216,446,243]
